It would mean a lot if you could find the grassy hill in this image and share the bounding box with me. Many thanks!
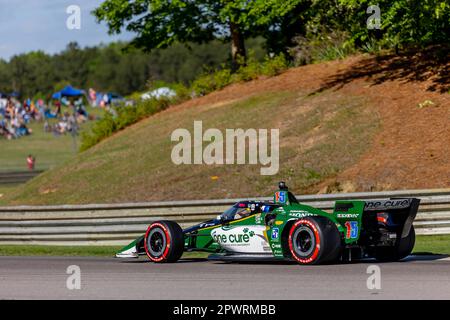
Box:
[0,50,448,205]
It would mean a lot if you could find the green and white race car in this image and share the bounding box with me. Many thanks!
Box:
[116,182,420,265]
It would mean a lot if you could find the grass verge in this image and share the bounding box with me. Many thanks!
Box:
[0,235,448,257]
[0,185,17,200]
[412,235,450,255]
[0,245,209,259]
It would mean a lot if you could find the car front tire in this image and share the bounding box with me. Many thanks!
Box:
[144,220,184,263]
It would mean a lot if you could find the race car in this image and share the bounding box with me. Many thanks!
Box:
[116,182,420,265]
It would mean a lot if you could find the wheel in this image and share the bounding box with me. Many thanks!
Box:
[144,220,184,263]
[375,225,415,262]
[287,216,342,265]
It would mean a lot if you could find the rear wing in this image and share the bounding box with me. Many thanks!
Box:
[364,198,420,238]
[363,198,418,211]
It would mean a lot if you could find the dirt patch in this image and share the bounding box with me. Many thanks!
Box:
[313,48,450,191]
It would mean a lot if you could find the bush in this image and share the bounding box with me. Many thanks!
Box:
[191,67,233,96]
[80,112,116,151]
[170,83,192,102]
[190,74,215,96]
[236,56,261,81]
[361,37,383,54]
[80,98,171,151]
[261,54,289,76]
[191,54,288,96]
[289,31,356,66]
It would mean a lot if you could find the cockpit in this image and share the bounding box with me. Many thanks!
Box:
[219,204,253,221]
[218,202,279,222]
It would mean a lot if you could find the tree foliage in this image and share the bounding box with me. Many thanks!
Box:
[93,0,309,65]
[0,39,265,98]
[94,0,449,63]
[302,0,449,49]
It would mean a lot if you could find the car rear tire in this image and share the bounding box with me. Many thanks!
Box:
[287,216,342,265]
[144,220,184,263]
[375,225,415,262]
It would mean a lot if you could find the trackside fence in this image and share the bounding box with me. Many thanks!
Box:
[0,189,449,246]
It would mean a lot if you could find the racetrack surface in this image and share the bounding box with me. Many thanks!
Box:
[0,255,449,300]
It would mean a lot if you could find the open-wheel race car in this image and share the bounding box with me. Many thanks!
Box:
[116,182,420,265]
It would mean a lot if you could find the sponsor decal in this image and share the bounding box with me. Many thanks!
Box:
[212,225,270,253]
[274,207,285,214]
[199,222,216,228]
[271,243,282,249]
[337,213,359,219]
[212,227,255,244]
[289,210,315,218]
[213,233,251,244]
[271,228,279,239]
[364,199,412,211]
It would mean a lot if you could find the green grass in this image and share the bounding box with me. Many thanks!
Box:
[0,235,448,257]
[0,185,17,201]
[0,89,379,206]
[0,245,120,257]
[0,245,209,258]
[413,235,450,255]
[0,122,79,171]
[0,106,103,172]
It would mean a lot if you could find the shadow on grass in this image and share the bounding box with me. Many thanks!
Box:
[312,45,449,95]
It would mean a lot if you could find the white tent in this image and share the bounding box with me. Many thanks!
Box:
[141,87,177,100]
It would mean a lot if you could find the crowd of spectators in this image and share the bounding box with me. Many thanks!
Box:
[0,97,36,140]
[0,95,89,140]
[0,86,125,141]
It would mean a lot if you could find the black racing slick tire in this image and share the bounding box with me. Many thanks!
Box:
[144,220,184,263]
[287,216,342,265]
[375,225,415,262]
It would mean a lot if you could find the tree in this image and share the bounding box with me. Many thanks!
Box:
[318,0,450,50]
[7,51,55,98]
[251,0,311,54]
[93,0,305,68]
[0,59,12,94]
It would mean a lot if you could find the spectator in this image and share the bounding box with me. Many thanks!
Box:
[26,155,36,171]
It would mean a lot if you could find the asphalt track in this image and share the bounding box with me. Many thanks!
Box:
[0,255,449,300]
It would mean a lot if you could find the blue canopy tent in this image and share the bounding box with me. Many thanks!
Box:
[52,85,85,99]
[51,92,62,100]
[0,92,19,98]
